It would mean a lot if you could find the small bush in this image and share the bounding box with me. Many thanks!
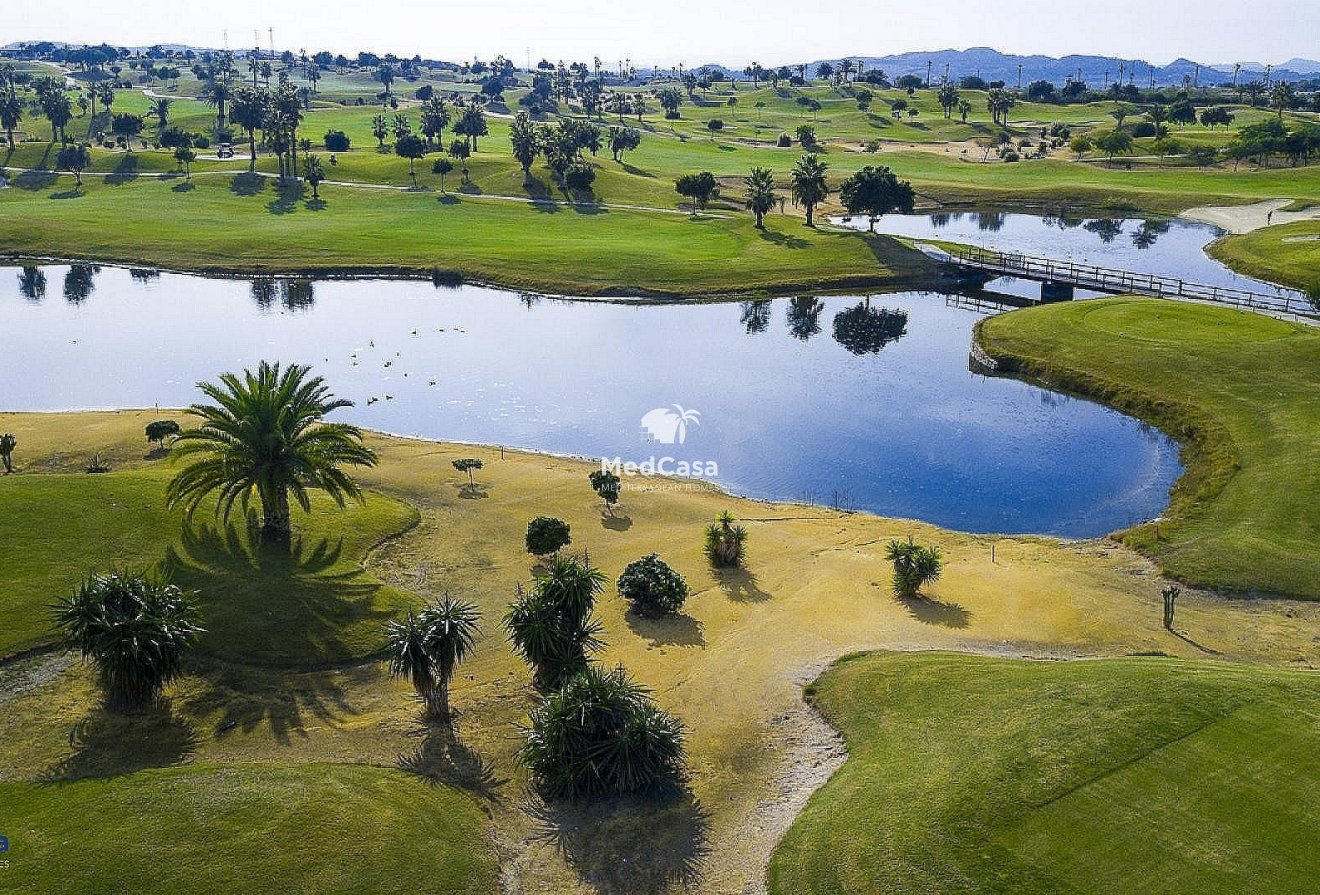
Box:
[707,119,724,131]
[617,554,688,616]
[664,109,680,120]
[776,133,792,147]
[526,516,572,557]
[324,129,351,151]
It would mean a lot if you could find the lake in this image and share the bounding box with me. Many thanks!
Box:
[1,261,1181,537]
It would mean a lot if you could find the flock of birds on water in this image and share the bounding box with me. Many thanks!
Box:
[330,328,468,407]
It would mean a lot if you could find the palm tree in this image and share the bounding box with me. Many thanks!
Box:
[200,77,231,130]
[53,571,203,709]
[0,87,22,148]
[1271,82,1297,119]
[229,87,267,171]
[885,539,944,598]
[305,154,326,199]
[149,97,172,132]
[790,153,829,226]
[166,361,378,539]
[705,511,748,567]
[744,166,777,228]
[386,598,481,719]
[504,554,605,690]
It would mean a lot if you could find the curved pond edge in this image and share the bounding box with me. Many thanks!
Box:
[973,313,1242,591]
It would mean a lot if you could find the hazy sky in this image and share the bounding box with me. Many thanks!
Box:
[9,0,1316,68]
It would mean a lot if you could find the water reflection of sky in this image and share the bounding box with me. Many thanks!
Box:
[847,211,1302,299]
[2,264,1183,537]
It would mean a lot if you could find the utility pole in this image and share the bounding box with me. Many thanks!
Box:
[926,59,932,88]
[1017,63,1023,90]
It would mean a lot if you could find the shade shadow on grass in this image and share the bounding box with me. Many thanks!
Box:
[526,790,710,894]
[758,228,811,249]
[714,566,770,602]
[601,514,632,531]
[14,169,56,190]
[896,592,972,628]
[181,658,360,745]
[38,702,197,782]
[229,171,266,196]
[161,521,396,667]
[104,155,139,185]
[48,188,84,200]
[437,193,461,205]
[397,721,506,802]
[171,181,195,193]
[266,181,305,215]
[625,610,705,647]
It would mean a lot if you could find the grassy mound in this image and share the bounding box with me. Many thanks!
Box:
[978,297,1320,598]
[1208,221,1320,295]
[0,762,495,894]
[0,466,418,665]
[770,652,1320,894]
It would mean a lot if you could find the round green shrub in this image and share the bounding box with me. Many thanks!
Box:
[526,516,572,557]
[617,553,688,616]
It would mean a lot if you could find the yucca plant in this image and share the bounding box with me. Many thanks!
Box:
[520,664,686,799]
[505,554,605,690]
[166,361,378,539]
[385,598,481,719]
[704,511,748,568]
[53,571,203,710]
[885,539,945,598]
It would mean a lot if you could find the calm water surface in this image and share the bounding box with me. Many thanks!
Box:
[856,210,1305,302]
[1,262,1181,537]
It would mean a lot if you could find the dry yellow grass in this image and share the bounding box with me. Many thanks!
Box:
[4,411,1320,893]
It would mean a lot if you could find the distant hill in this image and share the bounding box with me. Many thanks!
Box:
[808,47,1312,86]
[1281,58,1320,74]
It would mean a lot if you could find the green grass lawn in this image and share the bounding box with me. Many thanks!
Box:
[1,762,496,894]
[1208,221,1320,294]
[0,465,418,665]
[769,651,1320,895]
[5,73,1320,292]
[978,297,1320,598]
[0,170,929,295]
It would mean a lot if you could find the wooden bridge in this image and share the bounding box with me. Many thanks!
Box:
[921,243,1315,318]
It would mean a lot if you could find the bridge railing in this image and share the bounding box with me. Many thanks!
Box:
[944,244,1314,317]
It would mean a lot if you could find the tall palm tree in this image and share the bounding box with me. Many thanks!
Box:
[386,598,481,719]
[149,97,172,132]
[166,361,378,538]
[229,86,267,171]
[790,153,829,226]
[744,166,777,228]
[200,77,231,130]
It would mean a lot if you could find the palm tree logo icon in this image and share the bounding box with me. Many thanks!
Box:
[640,405,701,445]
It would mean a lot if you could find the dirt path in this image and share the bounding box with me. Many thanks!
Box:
[1181,198,1320,234]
